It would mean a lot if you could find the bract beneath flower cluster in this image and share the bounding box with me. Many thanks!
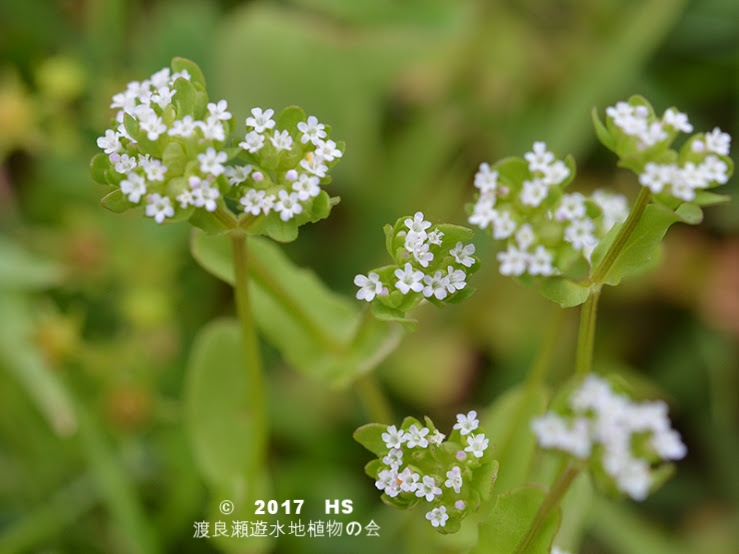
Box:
[91,58,343,241]
[355,413,497,533]
[353,212,480,324]
[467,143,629,279]
[531,374,686,501]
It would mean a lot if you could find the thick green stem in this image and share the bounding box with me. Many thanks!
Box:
[230,232,267,487]
[575,286,601,376]
[513,463,581,554]
[590,187,651,284]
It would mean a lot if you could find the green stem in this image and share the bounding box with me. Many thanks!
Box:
[590,187,651,284]
[230,232,267,486]
[356,375,394,424]
[575,286,601,376]
[513,463,581,554]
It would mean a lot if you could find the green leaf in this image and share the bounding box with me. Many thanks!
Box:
[100,188,133,214]
[353,423,388,457]
[591,203,680,286]
[472,486,561,554]
[468,459,500,508]
[162,141,187,177]
[171,57,207,90]
[90,153,111,184]
[693,190,730,207]
[190,230,401,386]
[538,277,591,308]
[592,106,615,152]
[172,75,196,116]
[188,208,232,234]
[262,213,299,243]
[481,383,548,494]
[184,319,254,488]
[183,319,275,553]
[276,105,307,138]
[371,301,418,332]
[674,202,703,225]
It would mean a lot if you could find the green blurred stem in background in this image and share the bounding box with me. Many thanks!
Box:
[230,231,267,491]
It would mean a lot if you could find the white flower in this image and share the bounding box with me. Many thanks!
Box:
[446,266,467,293]
[151,86,175,109]
[405,212,432,236]
[300,153,328,177]
[149,68,170,88]
[246,107,275,133]
[639,162,672,194]
[422,271,450,300]
[445,466,463,494]
[592,190,628,233]
[497,245,528,276]
[274,190,303,221]
[465,433,489,458]
[415,475,442,501]
[541,160,570,186]
[199,116,226,142]
[207,99,232,121]
[406,425,430,448]
[381,425,407,449]
[239,131,265,153]
[314,138,342,161]
[450,242,476,267]
[520,178,549,207]
[224,165,252,186]
[261,194,276,215]
[704,127,731,155]
[556,193,587,222]
[474,163,499,194]
[564,219,596,252]
[145,193,174,224]
[663,108,692,133]
[354,272,384,302]
[528,245,555,276]
[120,172,147,203]
[176,188,194,208]
[140,158,167,182]
[270,129,293,152]
[492,210,517,239]
[425,506,448,528]
[382,448,403,468]
[408,240,434,268]
[638,121,668,148]
[552,547,573,554]
[139,114,167,141]
[651,428,686,460]
[375,468,400,498]
[114,154,137,174]
[427,229,444,246]
[468,197,497,230]
[515,224,536,250]
[700,155,729,185]
[394,263,424,294]
[428,429,445,445]
[240,189,266,215]
[189,181,219,212]
[398,467,420,492]
[292,173,321,200]
[198,147,227,176]
[524,142,555,172]
[297,115,327,144]
[97,129,122,154]
[168,115,198,138]
[453,411,479,435]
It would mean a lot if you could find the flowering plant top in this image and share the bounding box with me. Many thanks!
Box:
[91,58,344,242]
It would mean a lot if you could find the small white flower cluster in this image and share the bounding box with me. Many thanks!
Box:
[354,212,478,310]
[531,375,687,501]
[468,143,628,277]
[605,101,732,202]
[373,412,490,529]
[94,61,343,229]
[236,109,343,221]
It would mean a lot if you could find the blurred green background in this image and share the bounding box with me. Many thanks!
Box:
[1,0,737,552]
